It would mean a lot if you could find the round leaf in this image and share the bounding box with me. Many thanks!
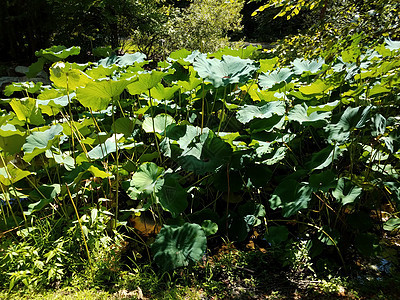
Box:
[151,223,207,271]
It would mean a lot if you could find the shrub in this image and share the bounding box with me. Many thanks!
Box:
[164,0,244,53]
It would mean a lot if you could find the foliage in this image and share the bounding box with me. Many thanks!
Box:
[163,0,244,53]
[253,0,400,61]
[0,0,169,62]
[0,207,124,290]
[0,36,400,292]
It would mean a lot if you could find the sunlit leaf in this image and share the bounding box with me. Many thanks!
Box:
[23,124,64,162]
[259,68,292,90]
[131,162,165,194]
[50,62,91,90]
[236,101,285,124]
[288,103,331,127]
[292,58,324,75]
[76,79,131,111]
[4,82,42,97]
[87,134,124,160]
[193,55,258,88]
[35,46,80,62]
[126,71,166,95]
[98,52,147,67]
[142,114,176,134]
[10,97,45,125]
[0,164,31,186]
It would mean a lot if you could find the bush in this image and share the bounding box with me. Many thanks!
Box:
[164,0,244,53]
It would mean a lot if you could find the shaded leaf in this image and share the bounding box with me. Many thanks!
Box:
[332,177,362,206]
[151,223,207,271]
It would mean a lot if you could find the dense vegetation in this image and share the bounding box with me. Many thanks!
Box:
[1,0,400,298]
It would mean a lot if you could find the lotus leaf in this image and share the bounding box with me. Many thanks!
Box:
[151,223,206,271]
[193,55,258,88]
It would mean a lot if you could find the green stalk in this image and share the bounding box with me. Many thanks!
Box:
[201,80,205,134]
[112,98,120,222]
[66,73,76,162]
[0,184,18,228]
[217,87,227,135]
[149,90,161,162]
[0,154,27,223]
[66,184,93,274]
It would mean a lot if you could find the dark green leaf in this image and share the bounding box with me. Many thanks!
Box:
[151,223,207,271]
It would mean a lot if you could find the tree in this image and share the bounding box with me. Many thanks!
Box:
[164,0,245,53]
[251,0,400,59]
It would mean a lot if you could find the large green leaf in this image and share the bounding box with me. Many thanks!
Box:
[156,174,188,218]
[177,66,202,92]
[288,103,331,127]
[292,58,324,75]
[309,170,337,192]
[23,124,64,162]
[249,115,285,133]
[0,164,31,186]
[26,184,61,215]
[4,82,42,97]
[10,98,45,126]
[332,177,362,206]
[236,101,285,124]
[383,218,400,231]
[299,79,333,95]
[258,68,292,90]
[87,134,124,160]
[269,179,312,217]
[50,62,91,90]
[35,46,80,62]
[258,57,279,73]
[238,202,266,228]
[193,55,258,88]
[63,163,111,185]
[372,113,386,136]
[76,79,131,111]
[326,106,371,144]
[142,114,176,134]
[307,100,340,114]
[26,57,46,78]
[151,223,207,271]
[305,145,343,171]
[201,220,218,236]
[131,162,165,194]
[177,129,232,175]
[265,226,289,246]
[112,117,136,137]
[148,83,180,101]
[0,124,26,154]
[168,49,206,66]
[210,45,261,59]
[98,52,147,67]
[126,71,166,95]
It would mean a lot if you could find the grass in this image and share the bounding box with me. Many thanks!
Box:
[0,233,399,299]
